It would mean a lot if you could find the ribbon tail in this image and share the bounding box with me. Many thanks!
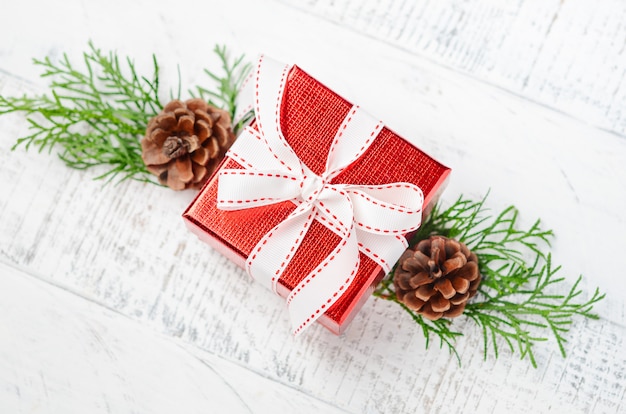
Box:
[287,225,360,336]
[247,204,315,293]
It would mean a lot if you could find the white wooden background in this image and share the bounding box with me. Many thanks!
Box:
[1,0,625,413]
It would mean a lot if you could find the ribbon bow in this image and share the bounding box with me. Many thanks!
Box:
[218,56,424,335]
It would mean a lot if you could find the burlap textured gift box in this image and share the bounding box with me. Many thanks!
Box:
[183,60,450,335]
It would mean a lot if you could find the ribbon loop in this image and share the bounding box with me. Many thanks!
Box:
[217,169,301,210]
[347,184,424,235]
[218,56,424,335]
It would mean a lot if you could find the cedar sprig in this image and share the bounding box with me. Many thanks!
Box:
[1,41,162,183]
[1,43,250,183]
[191,44,252,132]
[374,193,604,367]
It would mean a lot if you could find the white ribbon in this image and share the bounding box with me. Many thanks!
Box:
[218,56,424,335]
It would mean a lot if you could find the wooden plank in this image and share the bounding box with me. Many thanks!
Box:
[0,262,352,414]
[280,0,626,138]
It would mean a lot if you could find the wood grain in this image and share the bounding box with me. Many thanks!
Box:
[0,0,625,412]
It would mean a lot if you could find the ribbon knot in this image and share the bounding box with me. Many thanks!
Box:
[300,173,326,204]
[217,56,425,335]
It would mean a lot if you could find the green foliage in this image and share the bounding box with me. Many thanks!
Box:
[191,44,253,130]
[0,43,250,184]
[374,193,604,367]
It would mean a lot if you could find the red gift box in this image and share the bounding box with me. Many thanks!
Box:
[183,60,450,335]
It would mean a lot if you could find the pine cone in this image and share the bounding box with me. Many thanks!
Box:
[393,236,481,320]
[141,99,235,190]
